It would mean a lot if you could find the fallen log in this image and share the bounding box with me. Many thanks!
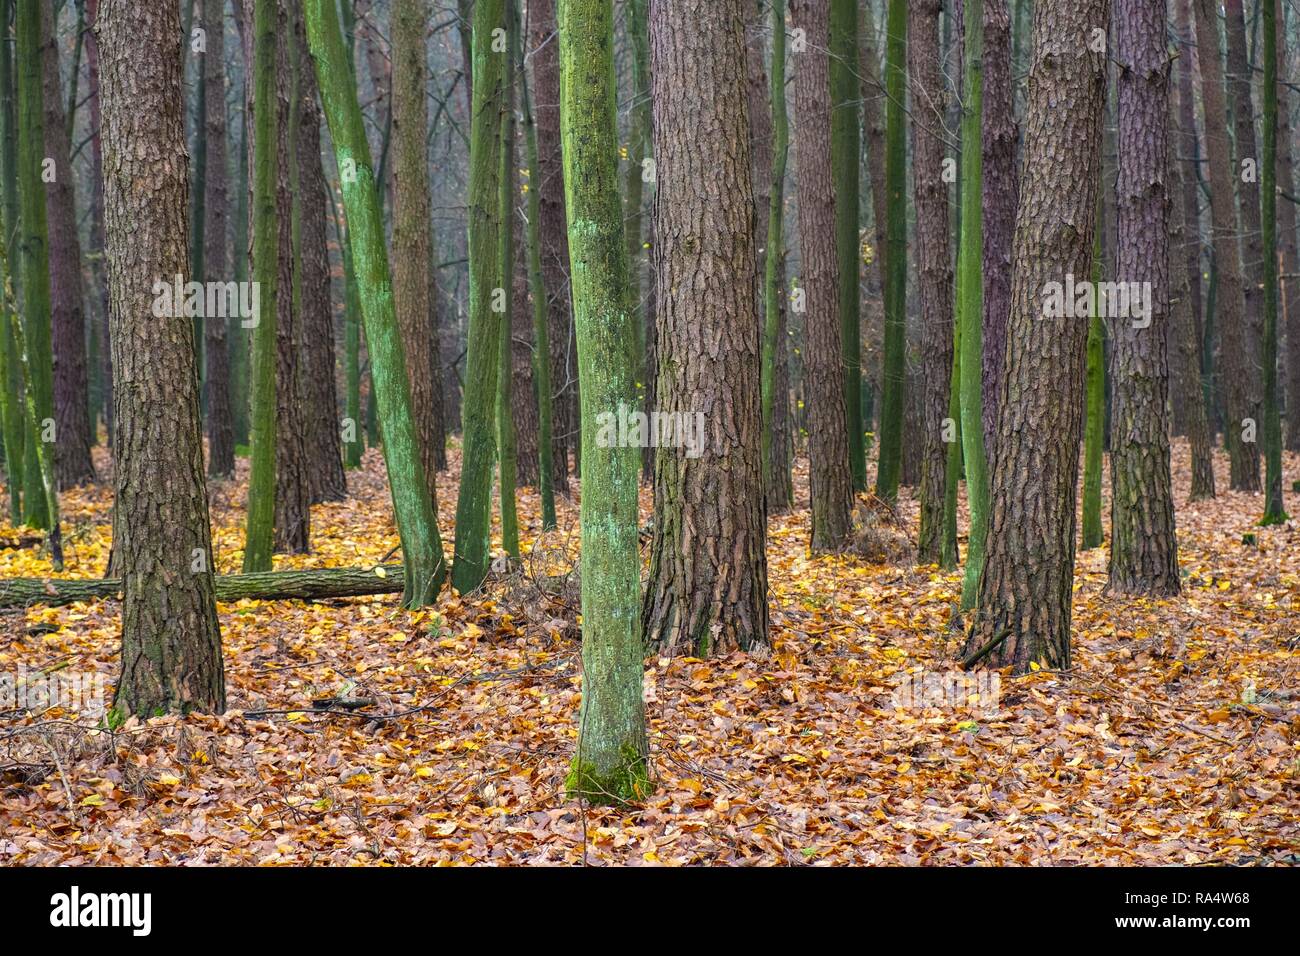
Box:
[0,564,405,609]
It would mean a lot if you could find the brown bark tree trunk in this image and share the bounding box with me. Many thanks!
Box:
[1277,0,1300,452]
[1107,0,1180,596]
[1173,0,1206,438]
[909,0,955,565]
[99,0,224,716]
[1169,79,1216,501]
[273,0,310,553]
[791,0,853,551]
[643,0,769,656]
[85,0,113,449]
[1193,0,1258,491]
[511,178,540,489]
[295,5,346,502]
[980,0,1018,455]
[202,0,235,480]
[964,0,1109,674]
[528,0,572,494]
[41,1,96,487]
[391,0,441,512]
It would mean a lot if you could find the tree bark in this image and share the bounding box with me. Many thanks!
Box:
[528,0,573,494]
[1107,0,1180,595]
[643,0,769,658]
[1278,0,1300,453]
[99,0,225,716]
[980,0,1018,455]
[909,0,955,566]
[391,0,442,514]
[295,6,346,503]
[200,0,235,480]
[1206,0,1258,489]
[964,0,1109,674]
[1173,0,1206,438]
[791,0,852,551]
[1,563,406,608]
[558,0,649,805]
[40,0,96,488]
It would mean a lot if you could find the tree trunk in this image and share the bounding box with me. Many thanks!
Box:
[791,0,852,551]
[642,0,769,658]
[1222,0,1265,488]
[1173,1,1206,438]
[40,0,96,489]
[964,0,1109,674]
[99,0,225,716]
[496,49,520,564]
[201,0,235,480]
[980,0,1018,455]
[1107,0,1180,595]
[242,0,279,571]
[1278,0,1300,453]
[272,0,310,555]
[295,7,346,503]
[1,563,406,608]
[1260,0,1287,523]
[305,0,447,607]
[529,0,573,495]
[875,0,907,502]
[558,0,649,805]
[450,0,508,594]
[760,0,793,513]
[392,0,442,515]
[910,0,954,566]
[1169,73,1216,501]
[0,0,25,523]
[15,0,52,529]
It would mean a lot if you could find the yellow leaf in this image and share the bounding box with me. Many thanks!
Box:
[80,794,106,807]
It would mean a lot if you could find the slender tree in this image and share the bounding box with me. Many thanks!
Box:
[1277,0,1300,454]
[643,0,769,657]
[15,0,52,528]
[791,0,852,551]
[964,0,1109,674]
[241,0,278,571]
[558,0,649,805]
[201,0,235,479]
[956,0,988,609]
[1260,0,1287,524]
[40,0,95,488]
[875,0,907,502]
[910,0,954,566]
[496,25,520,564]
[1081,206,1105,550]
[529,0,574,494]
[100,0,225,716]
[304,0,447,606]
[450,0,508,594]
[829,0,863,490]
[761,0,793,511]
[392,0,443,514]
[1108,0,1180,594]
[0,0,24,523]
[1174,1,1207,439]
[623,0,650,452]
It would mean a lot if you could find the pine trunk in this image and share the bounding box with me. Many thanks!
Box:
[790,0,852,551]
[964,0,1109,674]
[99,0,225,716]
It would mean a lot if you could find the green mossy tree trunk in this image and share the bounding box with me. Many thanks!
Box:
[558,0,649,806]
[0,0,23,523]
[15,0,51,530]
[956,0,988,609]
[1081,199,1105,551]
[762,0,793,512]
[242,0,279,572]
[450,0,508,594]
[875,0,907,503]
[304,0,447,607]
[1260,0,1288,524]
[496,23,520,564]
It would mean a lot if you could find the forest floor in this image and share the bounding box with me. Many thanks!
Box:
[1,439,1297,865]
